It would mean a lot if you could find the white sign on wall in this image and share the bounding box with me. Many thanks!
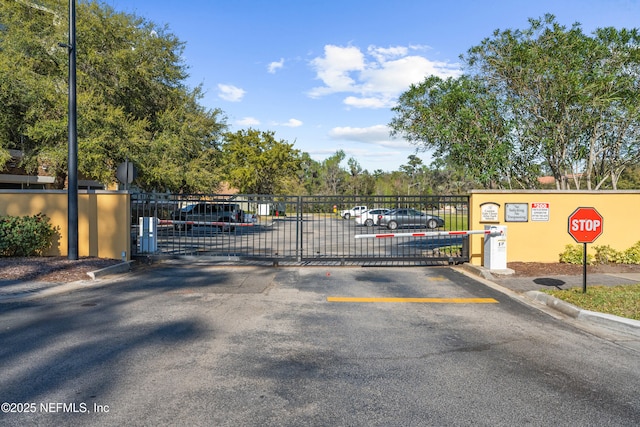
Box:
[505,203,528,222]
[531,202,550,222]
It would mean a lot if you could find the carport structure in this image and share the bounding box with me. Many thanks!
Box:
[131,194,470,266]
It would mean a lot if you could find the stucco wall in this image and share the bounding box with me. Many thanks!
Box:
[3,189,640,264]
[0,190,130,260]
[468,190,640,265]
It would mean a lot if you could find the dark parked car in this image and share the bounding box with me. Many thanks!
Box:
[377,208,444,230]
[172,202,243,231]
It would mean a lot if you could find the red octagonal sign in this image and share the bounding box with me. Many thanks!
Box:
[568,207,603,243]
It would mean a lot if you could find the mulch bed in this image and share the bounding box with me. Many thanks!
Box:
[506,262,640,277]
[0,257,123,282]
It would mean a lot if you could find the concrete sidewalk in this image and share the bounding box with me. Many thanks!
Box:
[458,263,640,292]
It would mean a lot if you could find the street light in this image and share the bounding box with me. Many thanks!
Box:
[16,0,77,259]
[66,0,78,260]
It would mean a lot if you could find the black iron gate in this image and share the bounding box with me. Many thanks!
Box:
[131,193,470,265]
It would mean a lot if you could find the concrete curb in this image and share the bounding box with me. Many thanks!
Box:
[457,263,639,334]
[525,290,640,333]
[457,263,497,281]
[86,261,135,280]
[0,261,135,302]
[523,291,582,318]
[577,310,640,334]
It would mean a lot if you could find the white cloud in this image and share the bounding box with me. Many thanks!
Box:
[308,44,461,108]
[367,45,409,62]
[278,118,303,127]
[329,124,412,149]
[268,58,284,74]
[217,84,246,102]
[237,117,260,126]
[343,96,389,109]
[308,45,365,97]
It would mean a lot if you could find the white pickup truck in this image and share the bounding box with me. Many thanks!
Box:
[340,205,368,220]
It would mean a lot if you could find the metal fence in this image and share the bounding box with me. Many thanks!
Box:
[131,193,470,266]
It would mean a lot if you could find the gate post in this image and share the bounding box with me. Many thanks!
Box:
[139,217,158,253]
[296,196,302,262]
[483,225,507,271]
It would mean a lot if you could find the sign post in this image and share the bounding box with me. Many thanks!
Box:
[567,207,603,293]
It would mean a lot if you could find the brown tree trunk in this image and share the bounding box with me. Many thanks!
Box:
[53,171,67,189]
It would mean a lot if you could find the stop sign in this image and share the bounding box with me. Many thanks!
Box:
[568,207,603,243]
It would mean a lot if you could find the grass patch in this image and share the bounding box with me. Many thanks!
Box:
[543,284,640,320]
[443,214,468,231]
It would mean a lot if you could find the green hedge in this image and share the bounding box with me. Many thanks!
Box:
[559,242,640,265]
[0,214,59,257]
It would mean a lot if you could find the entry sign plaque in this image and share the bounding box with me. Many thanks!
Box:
[567,207,603,293]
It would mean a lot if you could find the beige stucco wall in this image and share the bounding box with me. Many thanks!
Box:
[468,190,640,265]
[0,190,130,260]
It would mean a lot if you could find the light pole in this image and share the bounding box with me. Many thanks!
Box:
[66,0,78,260]
[18,0,77,259]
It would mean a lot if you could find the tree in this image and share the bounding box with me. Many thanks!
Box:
[221,129,301,194]
[428,158,476,194]
[345,157,374,195]
[390,75,519,189]
[296,152,322,195]
[1,0,227,191]
[320,150,347,195]
[0,0,67,181]
[391,14,640,190]
[615,164,640,189]
[399,155,428,194]
[585,27,640,189]
[464,14,640,190]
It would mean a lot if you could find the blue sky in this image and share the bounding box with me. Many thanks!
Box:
[105,0,640,172]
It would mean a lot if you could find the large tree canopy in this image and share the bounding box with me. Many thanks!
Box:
[221,129,301,194]
[390,75,522,189]
[0,0,227,191]
[390,14,640,190]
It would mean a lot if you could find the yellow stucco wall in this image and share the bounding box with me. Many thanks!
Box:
[0,190,130,260]
[468,190,640,265]
[3,189,640,264]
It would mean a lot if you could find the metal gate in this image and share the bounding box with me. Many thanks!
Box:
[131,193,470,265]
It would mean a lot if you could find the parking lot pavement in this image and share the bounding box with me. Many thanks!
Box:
[2,260,639,336]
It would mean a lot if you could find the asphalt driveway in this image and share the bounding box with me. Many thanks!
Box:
[1,263,639,426]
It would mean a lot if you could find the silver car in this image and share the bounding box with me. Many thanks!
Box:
[378,208,444,230]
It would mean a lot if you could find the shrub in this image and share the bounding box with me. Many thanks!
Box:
[593,245,619,265]
[0,214,59,257]
[559,244,593,265]
[618,241,640,264]
[561,241,640,265]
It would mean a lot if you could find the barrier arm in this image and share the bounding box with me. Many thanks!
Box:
[158,219,255,227]
[354,229,504,239]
